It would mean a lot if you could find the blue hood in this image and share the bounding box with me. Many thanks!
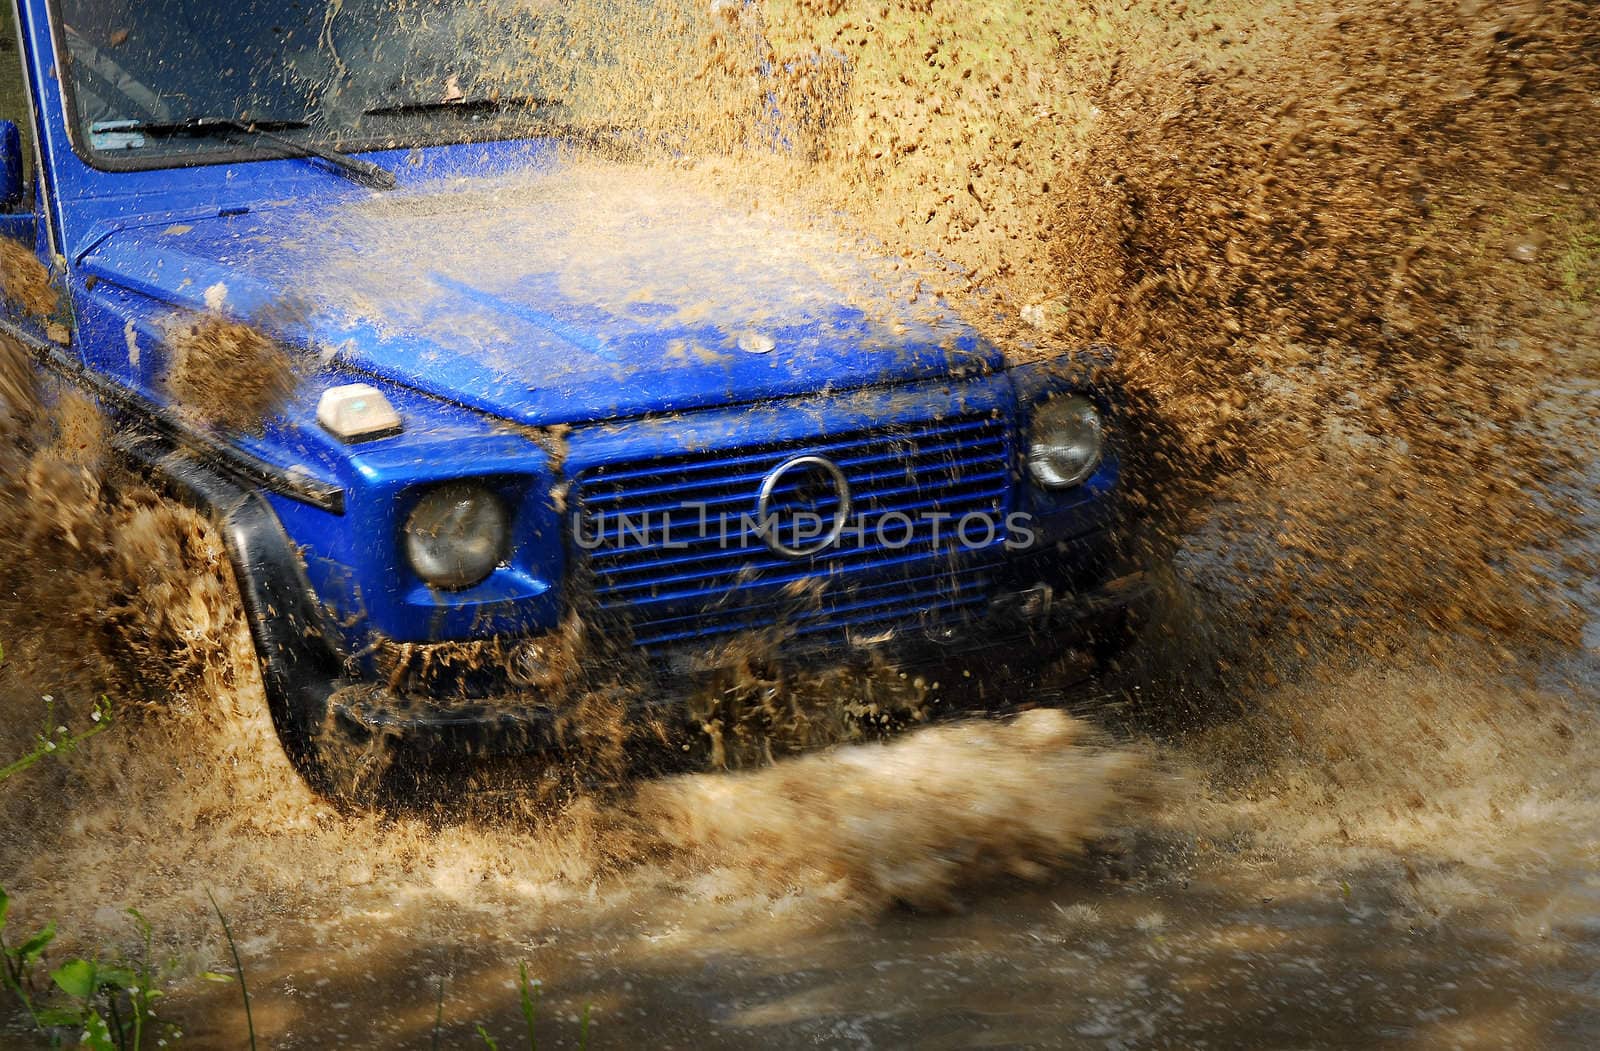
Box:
[79,160,999,427]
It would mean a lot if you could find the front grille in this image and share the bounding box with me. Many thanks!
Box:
[572,412,1013,649]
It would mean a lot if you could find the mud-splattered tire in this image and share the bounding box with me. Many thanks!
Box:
[297,691,406,805]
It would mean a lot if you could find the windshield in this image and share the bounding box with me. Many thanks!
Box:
[53,0,745,167]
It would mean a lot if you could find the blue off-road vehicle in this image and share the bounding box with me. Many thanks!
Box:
[0,0,1153,795]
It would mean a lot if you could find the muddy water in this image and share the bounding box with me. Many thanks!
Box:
[4,0,1600,1047]
[2,403,1594,1048]
[154,436,1600,1051]
[136,539,1600,1049]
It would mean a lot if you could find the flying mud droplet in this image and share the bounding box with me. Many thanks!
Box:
[0,238,57,318]
[1507,235,1545,264]
[161,314,298,434]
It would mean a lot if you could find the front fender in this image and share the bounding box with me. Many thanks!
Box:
[123,435,348,757]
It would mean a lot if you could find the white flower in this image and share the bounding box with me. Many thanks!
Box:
[43,741,55,752]
[41,694,53,703]
[91,710,102,722]
[56,725,68,735]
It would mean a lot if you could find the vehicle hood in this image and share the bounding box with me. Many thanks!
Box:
[79,161,998,427]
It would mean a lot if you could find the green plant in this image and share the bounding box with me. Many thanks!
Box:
[518,962,539,1051]
[206,889,256,1051]
[0,693,114,782]
[432,975,446,1051]
[3,894,179,1050]
[13,906,179,1051]
[120,908,164,1051]
[0,887,56,1030]
[1,674,138,1046]
[1556,223,1600,305]
[45,954,157,1049]
[475,966,592,1051]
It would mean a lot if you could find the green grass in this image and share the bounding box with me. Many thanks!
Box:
[206,889,256,1051]
[0,674,177,1050]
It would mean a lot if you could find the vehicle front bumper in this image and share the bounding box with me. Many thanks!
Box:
[144,442,1154,765]
[323,564,1158,756]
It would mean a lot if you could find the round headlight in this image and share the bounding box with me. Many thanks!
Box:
[1026,394,1104,489]
[402,482,509,590]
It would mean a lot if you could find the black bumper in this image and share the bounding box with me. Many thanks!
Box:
[321,567,1157,758]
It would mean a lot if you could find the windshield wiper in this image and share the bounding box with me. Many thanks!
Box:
[362,94,562,118]
[114,116,397,190]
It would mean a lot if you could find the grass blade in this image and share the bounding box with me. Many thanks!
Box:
[205,889,256,1051]
[518,962,537,1051]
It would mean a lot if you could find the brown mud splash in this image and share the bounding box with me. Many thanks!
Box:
[0,487,1148,952]
[0,238,55,319]
[1188,658,1598,867]
[684,633,931,767]
[630,708,1150,911]
[0,337,239,717]
[161,313,298,434]
[1050,1,1597,659]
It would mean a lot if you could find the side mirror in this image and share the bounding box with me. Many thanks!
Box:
[0,121,24,211]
